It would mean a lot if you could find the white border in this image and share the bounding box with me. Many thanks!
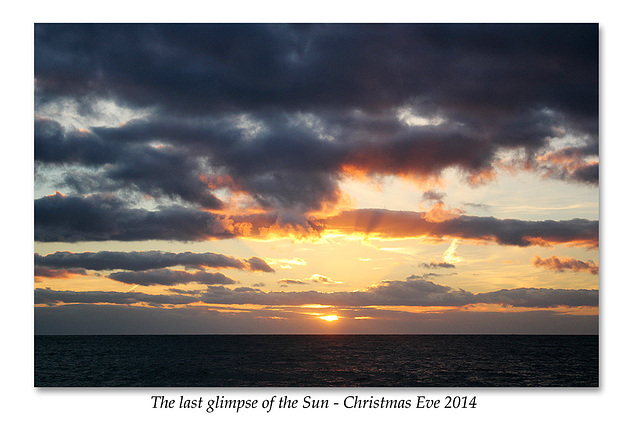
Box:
[7,2,638,422]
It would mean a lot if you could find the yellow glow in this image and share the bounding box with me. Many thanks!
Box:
[319,315,340,322]
[443,238,463,263]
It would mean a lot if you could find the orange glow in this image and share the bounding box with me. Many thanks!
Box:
[422,201,463,223]
[462,303,599,316]
[306,191,355,220]
[340,163,372,181]
[466,168,497,185]
[319,315,340,322]
[340,163,445,190]
[34,268,87,281]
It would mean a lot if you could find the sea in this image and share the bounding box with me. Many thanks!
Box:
[34,334,598,387]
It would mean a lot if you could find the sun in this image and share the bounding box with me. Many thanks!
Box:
[319,315,340,322]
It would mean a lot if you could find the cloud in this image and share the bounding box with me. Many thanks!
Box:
[34,192,235,242]
[35,193,598,248]
[421,272,457,278]
[463,202,490,210]
[266,257,307,270]
[198,277,597,308]
[475,288,598,308]
[35,250,274,272]
[278,279,309,285]
[324,209,599,247]
[443,239,463,263]
[420,262,456,269]
[35,118,225,209]
[34,266,87,279]
[245,257,276,273]
[35,24,597,125]
[35,24,598,229]
[107,269,237,286]
[35,250,275,287]
[35,275,598,310]
[278,274,343,286]
[168,288,204,295]
[35,288,195,306]
[536,143,599,185]
[532,255,599,274]
[35,192,331,242]
[309,274,343,285]
[422,190,445,202]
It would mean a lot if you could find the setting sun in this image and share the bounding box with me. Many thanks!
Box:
[319,315,340,322]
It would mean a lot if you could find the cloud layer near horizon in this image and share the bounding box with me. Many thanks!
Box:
[35,276,597,309]
[532,255,599,274]
[34,303,599,335]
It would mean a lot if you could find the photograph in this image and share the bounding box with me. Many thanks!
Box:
[34,23,599,388]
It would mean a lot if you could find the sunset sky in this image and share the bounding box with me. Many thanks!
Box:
[34,23,599,334]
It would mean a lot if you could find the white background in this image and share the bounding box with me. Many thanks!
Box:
[4,2,637,422]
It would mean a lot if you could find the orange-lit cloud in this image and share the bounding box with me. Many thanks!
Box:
[322,209,598,247]
[532,255,599,275]
[422,201,463,223]
[34,192,598,249]
[536,146,599,185]
[34,266,87,281]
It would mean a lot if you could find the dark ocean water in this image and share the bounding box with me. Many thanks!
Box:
[34,335,598,387]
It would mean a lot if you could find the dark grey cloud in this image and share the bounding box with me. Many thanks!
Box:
[168,288,204,295]
[34,191,326,242]
[35,288,195,306]
[245,257,275,273]
[570,163,599,185]
[35,117,225,209]
[343,125,497,181]
[325,209,599,248]
[436,215,599,247]
[199,277,597,308]
[35,114,348,213]
[420,261,456,269]
[35,24,598,120]
[423,190,445,202]
[35,250,274,272]
[475,288,598,308]
[463,202,490,210]
[35,118,123,165]
[108,269,237,286]
[34,192,234,242]
[34,193,598,247]
[34,276,598,310]
[536,141,599,185]
[34,24,598,221]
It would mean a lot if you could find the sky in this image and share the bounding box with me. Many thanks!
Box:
[33,23,599,334]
